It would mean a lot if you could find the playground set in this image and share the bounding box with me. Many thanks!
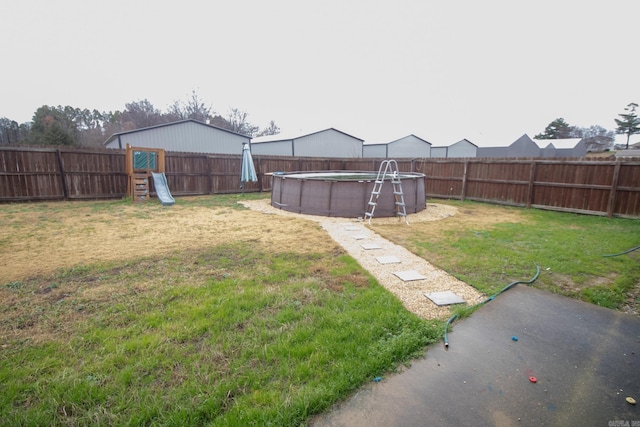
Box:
[125,144,175,205]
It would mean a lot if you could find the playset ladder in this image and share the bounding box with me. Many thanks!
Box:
[132,173,149,203]
[364,160,408,224]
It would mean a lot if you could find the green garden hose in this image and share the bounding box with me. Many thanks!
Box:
[602,245,640,258]
[443,265,541,349]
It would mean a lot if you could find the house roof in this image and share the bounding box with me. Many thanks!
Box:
[510,134,536,147]
[103,119,249,146]
[251,127,364,144]
[533,138,583,149]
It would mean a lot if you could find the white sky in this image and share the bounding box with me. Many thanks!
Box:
[2,0,640,146]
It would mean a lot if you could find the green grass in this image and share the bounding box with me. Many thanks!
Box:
[398,200,640,310]
[0,242,441,426]
[3,195,638,424]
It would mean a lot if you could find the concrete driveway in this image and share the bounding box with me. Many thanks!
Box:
[311,285,640,427]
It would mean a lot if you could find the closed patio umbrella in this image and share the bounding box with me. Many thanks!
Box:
[240,143,257,194]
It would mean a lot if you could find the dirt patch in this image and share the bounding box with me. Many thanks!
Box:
[0,200,338,284]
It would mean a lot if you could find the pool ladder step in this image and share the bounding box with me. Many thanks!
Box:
[364,159,408,225]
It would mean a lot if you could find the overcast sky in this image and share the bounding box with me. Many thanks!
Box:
[2,0,640,146]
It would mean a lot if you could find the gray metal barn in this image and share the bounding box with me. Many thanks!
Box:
[362,134,431,158]
[103,119,250,154]
[445,139,478,158]
[508,134,544,157]
[250,128,363,158]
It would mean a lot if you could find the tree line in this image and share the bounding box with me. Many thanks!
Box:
[0,91,280,147]
[535,103,640,150]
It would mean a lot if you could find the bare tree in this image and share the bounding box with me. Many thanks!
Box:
[256,120,280,137]
[573,125,615,151]
[167,90,214,123]
[227,108,259,136]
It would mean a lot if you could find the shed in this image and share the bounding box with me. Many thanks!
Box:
[251,128,363,158]
[363,134,431,158]
[447,139,478,158]
[103,119,250,154]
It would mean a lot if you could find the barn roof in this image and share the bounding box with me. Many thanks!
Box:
[251,127,364,144]
[450,138,478,147]
[363,134,432,146]
[103,119,249,146]
[533,138,583,149]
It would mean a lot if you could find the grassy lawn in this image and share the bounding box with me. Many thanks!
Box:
[1,195,638,425]
[0,195,441,426]
[374,199,640,313]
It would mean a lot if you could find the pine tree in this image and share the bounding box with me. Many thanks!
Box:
[615,103,640,149]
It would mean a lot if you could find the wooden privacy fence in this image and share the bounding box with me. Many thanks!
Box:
[0,147,639,218]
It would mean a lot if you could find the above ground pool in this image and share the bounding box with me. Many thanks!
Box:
[270,170,426,218]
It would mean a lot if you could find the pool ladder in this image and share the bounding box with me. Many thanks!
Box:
[364,160,408,225]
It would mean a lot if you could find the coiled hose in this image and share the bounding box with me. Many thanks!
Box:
[443,265,541,349]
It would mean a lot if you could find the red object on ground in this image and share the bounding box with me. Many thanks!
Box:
[529,376,537,383]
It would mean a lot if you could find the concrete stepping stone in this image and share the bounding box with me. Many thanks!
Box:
[376,255,401,264]
[394,270,427,281]
[352,234,368,240]
[361,243,383,250]
[425,291,466,306]
[344,225,361,231]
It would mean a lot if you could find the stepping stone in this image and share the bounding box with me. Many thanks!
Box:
[344,226,360,231]
[361,243,383,250]
[376,255,401,264]
[352,234,368,240]
[394,270,427,281]
[425,291,466,306]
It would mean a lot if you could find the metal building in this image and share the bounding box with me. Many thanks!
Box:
[103,119,250,154]
[362,134,431,158]
[533,138,586,157]
[446,139,478,158]
[507,134,542,157]
[430,146,449,158]
[251,128,363,158]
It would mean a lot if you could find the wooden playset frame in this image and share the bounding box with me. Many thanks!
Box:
[125,144,166,203]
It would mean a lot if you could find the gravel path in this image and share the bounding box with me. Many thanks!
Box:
[240,199,485,320]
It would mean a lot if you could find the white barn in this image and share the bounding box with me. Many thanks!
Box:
[103,119,250,154]
[251,128,363,158]
[363,134,431,158]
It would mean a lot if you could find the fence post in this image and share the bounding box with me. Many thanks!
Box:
[606,159,622,218]
[55,149,68,200]
[526,160,536,209]
[205,155,212,194]
[461,161,468,201]
[257,157,263,192]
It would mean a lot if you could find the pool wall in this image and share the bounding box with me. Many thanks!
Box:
[271,171,426,218]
